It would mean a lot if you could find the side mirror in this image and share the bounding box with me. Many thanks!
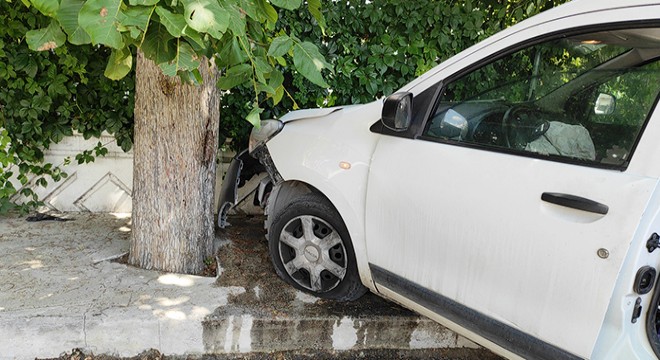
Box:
[594,93,616,115]
[382,92,412,132]
[438,109,468,139]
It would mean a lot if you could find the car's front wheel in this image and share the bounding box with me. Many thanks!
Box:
[268,193,367,301]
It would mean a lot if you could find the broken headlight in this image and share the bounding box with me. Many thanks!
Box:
[248,119,284,154]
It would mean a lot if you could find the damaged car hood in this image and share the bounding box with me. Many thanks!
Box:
[279,105,361,123]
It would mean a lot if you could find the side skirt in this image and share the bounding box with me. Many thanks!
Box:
[369,264,582,360]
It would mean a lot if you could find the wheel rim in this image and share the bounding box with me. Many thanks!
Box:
[278,215,348,293]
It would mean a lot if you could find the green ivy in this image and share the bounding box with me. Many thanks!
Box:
[220,0,570,150]
[2,0,569,212]
[1,1,134,212]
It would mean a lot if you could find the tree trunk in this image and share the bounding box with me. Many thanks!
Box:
[129,52,220,274]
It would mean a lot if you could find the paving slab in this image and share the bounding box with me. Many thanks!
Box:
[0,213,495,359]
[0,213,236,359]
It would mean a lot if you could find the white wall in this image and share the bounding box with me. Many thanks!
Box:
[9,133,254,214]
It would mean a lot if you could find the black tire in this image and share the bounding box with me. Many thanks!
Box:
[268,192,367,301]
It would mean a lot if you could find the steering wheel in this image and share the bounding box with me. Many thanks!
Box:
[502,105,547,149]
[502,105,523,148]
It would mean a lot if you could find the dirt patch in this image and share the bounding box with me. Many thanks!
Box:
[215,215,417,318]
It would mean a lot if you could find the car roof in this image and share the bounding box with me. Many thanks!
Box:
[535,0,660,21]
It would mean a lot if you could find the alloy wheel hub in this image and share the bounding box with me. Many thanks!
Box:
[303,245,320,262]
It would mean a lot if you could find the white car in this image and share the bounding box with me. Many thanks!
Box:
[218,1,660,358]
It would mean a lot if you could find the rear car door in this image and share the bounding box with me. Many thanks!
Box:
[365,21,660,359]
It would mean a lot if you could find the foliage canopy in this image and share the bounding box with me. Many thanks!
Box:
[1,0,569,212]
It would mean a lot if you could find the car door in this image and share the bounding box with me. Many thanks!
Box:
[365,26,660,359]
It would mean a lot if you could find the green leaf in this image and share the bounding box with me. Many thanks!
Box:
[217,36,247,67]
[25,61,38,78]
[105,47,132,79]
[56,0,92,44]
[129,0,158,5]
[183,27,205,50]
[256,83,275,95]
[267,35,292,57]
[245,105,263,127]
[307,0,325,33]
[268,70,284,90]
[256,0,277,24]
[254,56,271,78]
[79,0,125,49]
[272,85,284,105]
[270,0,300,11]
[159,41,201,76]
[32,93,52,111]
[155,6,187,37]
[141,22,176,64]
[238,0,258,21]
[182,0,229,39]
[26,21,66,51]
[217,63,251,89]
[293,41,330,87]
[31,0,59,17]
[120,6,152,32]
[219,1,245,35]
[526,2,536,15]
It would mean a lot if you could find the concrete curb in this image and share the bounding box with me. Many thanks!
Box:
[202,312,478,353]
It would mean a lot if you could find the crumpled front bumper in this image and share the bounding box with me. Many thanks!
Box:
[216,147,279,228]
[216,150,248,228]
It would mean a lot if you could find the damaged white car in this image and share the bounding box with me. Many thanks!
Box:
[218,1,660,358]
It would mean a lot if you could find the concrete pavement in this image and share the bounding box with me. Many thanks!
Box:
[0,213,242,359]
[0,213,492,359]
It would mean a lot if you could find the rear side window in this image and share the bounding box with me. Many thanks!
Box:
[422,28,660,169]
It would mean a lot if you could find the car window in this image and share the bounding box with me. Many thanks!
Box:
[422,28,660,169]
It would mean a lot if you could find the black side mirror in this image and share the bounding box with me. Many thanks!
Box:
[382,92,412,132]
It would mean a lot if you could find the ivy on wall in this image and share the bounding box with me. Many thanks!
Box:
[1,1,134,212]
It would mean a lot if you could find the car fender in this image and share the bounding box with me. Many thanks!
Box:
[265,100,383,290]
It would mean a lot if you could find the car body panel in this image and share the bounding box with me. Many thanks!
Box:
[590,179,660,359]
[265,101,382,289]
[365,134,657,358]
[279,105,360,123]
[253,1,660,358]
[357,5,660,358]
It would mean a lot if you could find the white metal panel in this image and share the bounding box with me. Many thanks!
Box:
[365,137,656,357]
[367,3,660,353]
[266,101,383,286]
[265,1,660,357]
[279,106,346,123]
[591,181,660,359]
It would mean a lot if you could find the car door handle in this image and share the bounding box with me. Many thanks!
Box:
[541,192,609,215]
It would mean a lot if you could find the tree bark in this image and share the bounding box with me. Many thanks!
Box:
[129,52,220,274]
